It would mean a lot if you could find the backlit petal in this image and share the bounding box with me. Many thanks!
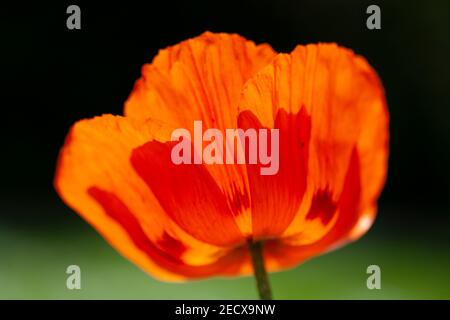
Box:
[130,140,244,246]
[54,115,247,280]
[238,43,388,255]
[124,32,277,235]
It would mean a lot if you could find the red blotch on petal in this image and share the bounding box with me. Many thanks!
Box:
[305,189,337,225]
[88,186,185,263]
[130,141,243,247]
[88,186,246,278]
[238,107,311,238]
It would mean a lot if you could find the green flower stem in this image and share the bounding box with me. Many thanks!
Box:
[248,240,273,300]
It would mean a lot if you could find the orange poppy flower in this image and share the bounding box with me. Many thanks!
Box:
[54,32,388,292]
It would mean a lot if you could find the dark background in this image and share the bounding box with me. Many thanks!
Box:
[2,0,450,215]
[0,0,449,299]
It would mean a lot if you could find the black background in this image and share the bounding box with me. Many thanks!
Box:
[1,0,449,224]
[1,300,448,317]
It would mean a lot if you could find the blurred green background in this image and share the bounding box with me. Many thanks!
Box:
[1,204,449,299]
[1,0,449,299]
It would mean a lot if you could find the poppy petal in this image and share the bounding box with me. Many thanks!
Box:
[54,115,246,280]
[130,140,244,247]
[88,186,247,279]
[124,31,276,131]
[237,108,311,239]
[263,148,362,270]
[124,32,277,235]
[238,43,388,249]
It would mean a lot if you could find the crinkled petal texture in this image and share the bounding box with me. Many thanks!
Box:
[238,43,388,270]
[55,115,249,281]
[125,32,276,236]
[55,32,388,281]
